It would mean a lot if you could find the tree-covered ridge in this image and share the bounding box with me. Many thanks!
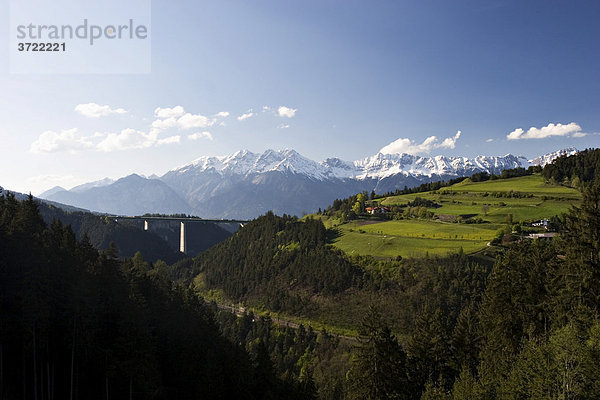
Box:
[0,192,310,399]
[542,148,600,186]
[188,212,367,312]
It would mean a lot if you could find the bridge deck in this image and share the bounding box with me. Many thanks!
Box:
[108,216,250,223]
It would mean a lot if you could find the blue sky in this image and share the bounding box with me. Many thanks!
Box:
[1,0,599,194]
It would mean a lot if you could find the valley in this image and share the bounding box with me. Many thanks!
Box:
[2,148,599,399]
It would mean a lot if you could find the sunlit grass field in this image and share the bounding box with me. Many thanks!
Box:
[331,219,498,258]
[323,175,581,258]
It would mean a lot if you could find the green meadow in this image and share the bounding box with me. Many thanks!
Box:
[325,174,581,258]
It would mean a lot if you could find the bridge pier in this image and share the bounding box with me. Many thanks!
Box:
[106,216,248,256]
[180,221,186,253]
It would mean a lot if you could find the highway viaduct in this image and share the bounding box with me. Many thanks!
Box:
[108,216,249,254]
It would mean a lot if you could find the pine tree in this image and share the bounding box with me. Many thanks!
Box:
[407,303,451,390]
[552,183,600,322]
[347,306,412,400]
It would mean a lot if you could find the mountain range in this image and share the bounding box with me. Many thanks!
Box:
[39,147,578,219]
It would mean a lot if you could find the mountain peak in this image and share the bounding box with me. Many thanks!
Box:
[164,147,547,183]
[39,186,67,198]
[70,177,115,193]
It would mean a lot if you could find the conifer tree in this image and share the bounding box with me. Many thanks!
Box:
[347,306,412,400]
[552,183,600,322]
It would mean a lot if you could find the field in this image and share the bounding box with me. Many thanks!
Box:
[380,175,580,224]
[324,175,581,258]
[331,219,499,258]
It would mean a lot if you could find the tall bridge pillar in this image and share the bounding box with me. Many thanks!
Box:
[180,221,186,253]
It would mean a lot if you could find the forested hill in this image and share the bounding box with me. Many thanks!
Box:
[0,192,313,399]
[185,212,367,312]
[542,147,600,185]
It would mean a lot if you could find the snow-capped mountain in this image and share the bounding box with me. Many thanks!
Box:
[530,147,578,167]
[40,148,579,219]
[160,150,542,217]
[168,149,532,181]
[172,149,338,180]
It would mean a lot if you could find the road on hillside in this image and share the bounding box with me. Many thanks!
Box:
[211,302,357,343]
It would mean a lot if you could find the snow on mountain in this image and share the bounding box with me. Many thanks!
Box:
[70,177,115,193]
[529,147,578,167]
[172,149,334,180]
[169,149,534,181]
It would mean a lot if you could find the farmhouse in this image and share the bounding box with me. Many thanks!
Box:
[532,219,549,229]
[366,206,389,215]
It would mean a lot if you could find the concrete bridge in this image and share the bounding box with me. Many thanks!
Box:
[109,216,249,254]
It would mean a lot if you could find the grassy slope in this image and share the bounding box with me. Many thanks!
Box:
[327,175,580,258]
[332,220,499,258]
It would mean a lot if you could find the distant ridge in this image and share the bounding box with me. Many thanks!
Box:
[40,147,582,219]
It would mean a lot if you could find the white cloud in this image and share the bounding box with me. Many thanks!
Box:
[278,106,297,118]
[486,138,494,142]
[215,111,230,118]
[438,130,461,149]
[30,128,93,154]
[507,122,583,140]
[379,131,462,155]
[572,132,587,138]
[152,106,216,133]
[262,106,272,112]
[177,113,214,129]
[278,124,290,129]
[188,131,213,141]
[380,137,437,155]
[154,106,185,119]
[506,128,524,140]
[97,128,157,152]
[156,135,181,145]
[151,117,179,131]
[75,103,126,118]
[237,112,255,121]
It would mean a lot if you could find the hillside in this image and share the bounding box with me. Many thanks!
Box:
[323,174,581,259]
